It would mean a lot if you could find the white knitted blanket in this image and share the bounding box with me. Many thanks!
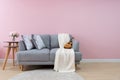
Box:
[54,33,75,72]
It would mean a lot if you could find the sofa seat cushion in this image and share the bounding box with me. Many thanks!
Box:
[50,48,81,62]
[17,49,49,62]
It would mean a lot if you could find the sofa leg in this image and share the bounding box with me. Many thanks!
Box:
[75,64,77,69]
[19,65,23,71]
[76,63,81,70]
[75,63,80,70]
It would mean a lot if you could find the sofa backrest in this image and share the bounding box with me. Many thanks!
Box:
[21,34,73,49]
[50,34,73,49]
[50,34,59,48]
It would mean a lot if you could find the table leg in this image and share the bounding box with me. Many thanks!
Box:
[12,48,15,66]
[15,47,18,53]
[16,43,18,51]
[2,47,11,70]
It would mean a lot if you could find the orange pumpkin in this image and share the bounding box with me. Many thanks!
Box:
[64,42,72,49]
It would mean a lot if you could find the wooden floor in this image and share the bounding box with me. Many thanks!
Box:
[0,62,120,80]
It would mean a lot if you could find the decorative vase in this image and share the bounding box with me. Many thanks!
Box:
[12,37,15,41]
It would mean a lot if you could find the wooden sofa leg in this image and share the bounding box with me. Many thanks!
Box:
[76,63,81,70]
[75,64,77,69]
[19,65,23,71]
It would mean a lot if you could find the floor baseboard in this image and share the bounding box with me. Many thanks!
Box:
[81,59,120,62]
[0,59,13,63]
[0,59,120,63]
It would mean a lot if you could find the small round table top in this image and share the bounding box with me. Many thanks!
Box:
[4,46,18,48]
[4,41,19,43]
[3,41,19,48]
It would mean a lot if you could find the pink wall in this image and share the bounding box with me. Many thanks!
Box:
[0,0,120,59]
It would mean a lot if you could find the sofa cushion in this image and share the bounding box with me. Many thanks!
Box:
[17,49,49,62]
[21,35,35,50]
[33,35,46,49]
[33,34,50,49]
[50,34,73,48]
[50,48,81,62]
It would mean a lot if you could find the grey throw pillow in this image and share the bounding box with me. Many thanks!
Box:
[22,35,34,50]
[33,35,46,49]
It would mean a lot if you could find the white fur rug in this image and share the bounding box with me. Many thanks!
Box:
[9,70,84,80]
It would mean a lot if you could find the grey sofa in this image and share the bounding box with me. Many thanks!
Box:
[16,34,82,69]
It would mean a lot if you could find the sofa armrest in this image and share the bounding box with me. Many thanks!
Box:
[72,39,79,52]
[18,40,26,51]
